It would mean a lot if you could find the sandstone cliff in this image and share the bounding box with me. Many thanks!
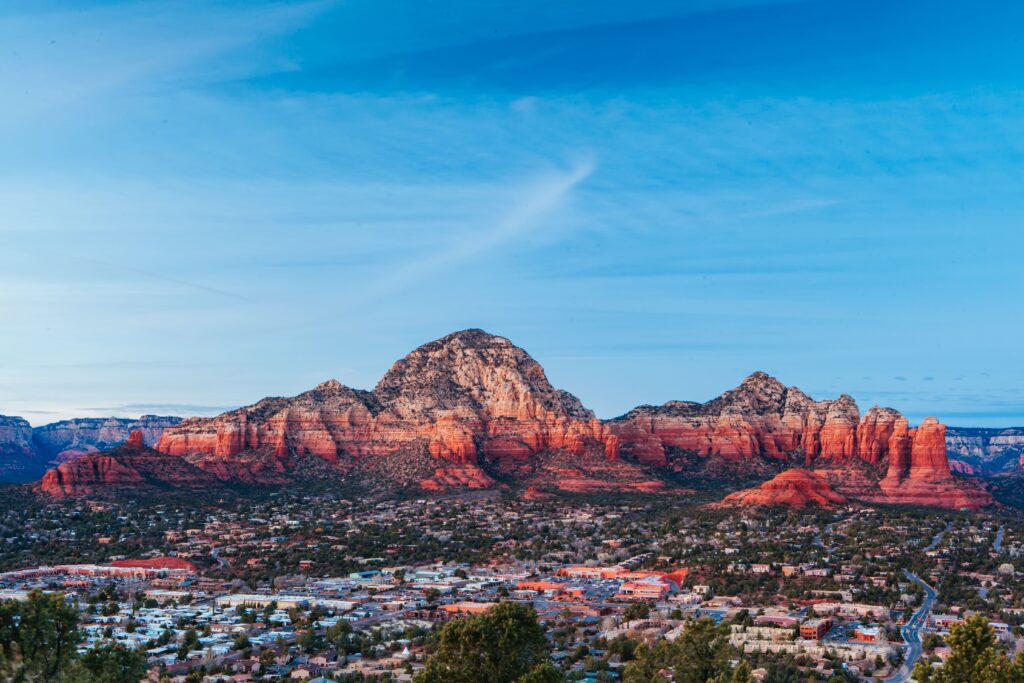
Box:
[0,414,182,482]
[875,417,993,510]
[608,374,907,468]
[156,329,632,492]
[946,427,1024,474]
[28,329,991,508]
[37,430,218,498]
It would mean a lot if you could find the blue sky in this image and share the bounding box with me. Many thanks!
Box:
[1,0,1022,426]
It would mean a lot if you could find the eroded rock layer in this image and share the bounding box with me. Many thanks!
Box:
[156,330,630,489]
[38,431,218,498]
[718,469,847,508]
[30,329,992,508]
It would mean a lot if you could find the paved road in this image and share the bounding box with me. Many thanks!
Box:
[994,525,1005,553]
[882,569,937,683]
[925,521,951,552]
[879,522,947,682]
[813,522,836,549]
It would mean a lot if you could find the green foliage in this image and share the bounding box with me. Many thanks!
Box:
[518,662,565,683]
[414,602,552,683]
[77,644,148,683]
[622,602,650,624]
[0,590,82,682]
[0,591,146,683]
[911,615,1024,683]
[623,618,747,683]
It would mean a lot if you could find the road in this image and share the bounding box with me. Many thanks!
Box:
[994,525,1005,553]
[210,548,229,569]
[813,522,836,549]
[879,522,948,682]
[925,521,951,552]
[881,569,937,683]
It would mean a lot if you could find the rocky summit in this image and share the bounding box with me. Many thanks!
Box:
[30,329,993,509]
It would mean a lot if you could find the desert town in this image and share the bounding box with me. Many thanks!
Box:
[2,491,1023,682]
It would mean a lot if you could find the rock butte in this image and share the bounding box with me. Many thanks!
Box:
[34,329,992,509]
[39,430,217,498]
[718,469,847,508]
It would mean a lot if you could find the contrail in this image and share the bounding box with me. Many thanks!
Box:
[343,159,596,311]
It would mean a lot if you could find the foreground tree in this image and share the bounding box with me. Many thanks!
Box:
[0,590,82,681]
[912,615,1024,682]
[1,591,148,683]
[414,602,555,683]
[76,644,148,683]
[623,618,751,683]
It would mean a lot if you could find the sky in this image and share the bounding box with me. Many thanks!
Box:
[1,0,1022,427]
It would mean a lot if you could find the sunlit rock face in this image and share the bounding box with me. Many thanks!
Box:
[609,373,906,469]
[877,417,993,510]
[155,329,639,490]
[33,416,183,465]
[718,469,848,508]
[28,329,990,507]
[37,431,218,497]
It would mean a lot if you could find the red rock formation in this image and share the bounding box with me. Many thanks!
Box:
[157,329,630,490]
[28,328,984,508]
[37,439,218,498]
[420,465,495,491]
[32,416,182,466]
[718,469,847,508]
[877,417,992,510]
[608,374,893,466]
[856,407,901,465]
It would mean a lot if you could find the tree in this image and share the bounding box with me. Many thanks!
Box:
[414,603,551,683]
[0,590,82,681]
[622,602,650,625]
[0,591,147,683]
[78,644,148,683]
[912,615,1024,682]
[518,662,565,683]
[623,618,740,683]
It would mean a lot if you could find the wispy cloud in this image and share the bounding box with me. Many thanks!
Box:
[90,403,236,417]
[339,159,596,311]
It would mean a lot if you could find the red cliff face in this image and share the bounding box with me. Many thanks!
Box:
[718,469,847,508]
[30,329,986,508]
[607,374,906,468]
[37,438,218,498]
[877,417,993,510]
[155,330,646,492]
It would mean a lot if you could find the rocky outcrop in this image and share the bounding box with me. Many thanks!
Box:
[0,416,39,482]
[1,414,183,483]
[718,469,847,508]
[32,415,182,465]
[608,374,903,468]
[156,330,635,490]
[27,329,989,508]
[876,417,993,510]
[37,431,218,498]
